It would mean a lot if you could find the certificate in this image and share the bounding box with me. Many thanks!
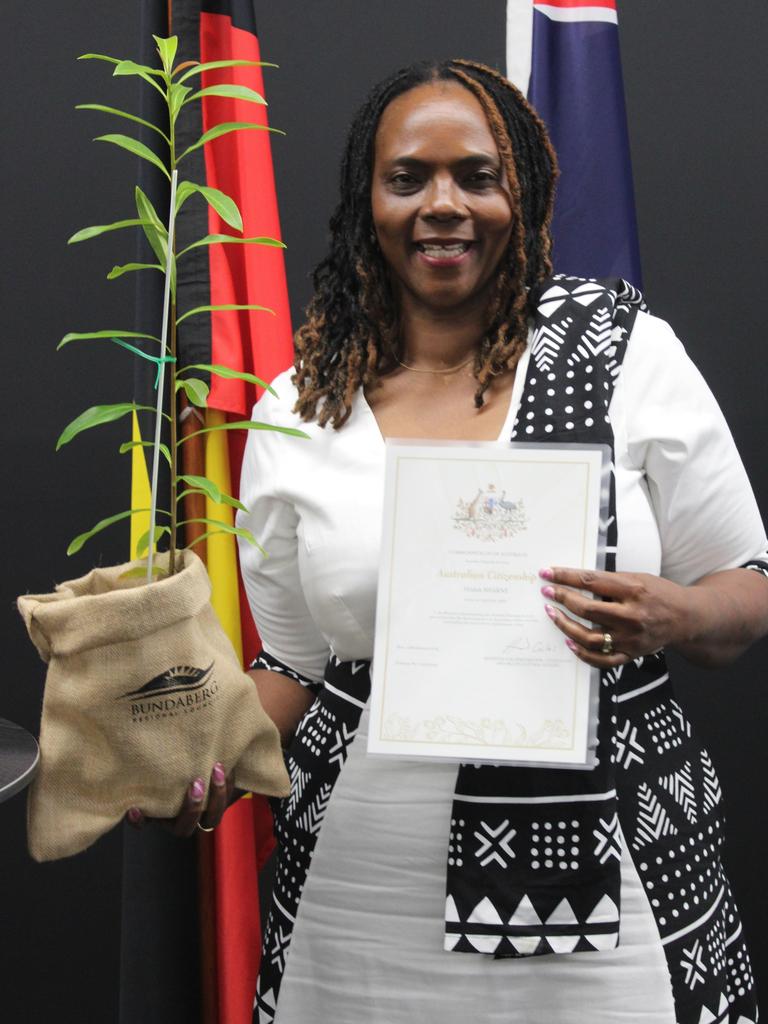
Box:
[368,441,609,768]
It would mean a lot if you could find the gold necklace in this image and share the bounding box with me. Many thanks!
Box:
[397,354,474,375]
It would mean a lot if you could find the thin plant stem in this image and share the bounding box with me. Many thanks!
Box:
[168,302,178,571]
[146,167,178,583]
[168,75,178,575]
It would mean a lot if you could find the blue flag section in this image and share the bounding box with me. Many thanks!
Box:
[528,0,642,287]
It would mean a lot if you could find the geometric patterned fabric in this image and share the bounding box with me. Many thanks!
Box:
[252,277,760,1024]
[447,274,644,962]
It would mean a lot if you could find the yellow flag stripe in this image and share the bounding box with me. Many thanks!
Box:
[131,409,244,663]
[129,411,153,560]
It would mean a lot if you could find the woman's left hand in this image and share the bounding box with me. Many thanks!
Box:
[126,762,240,837]
[539,567,688,668]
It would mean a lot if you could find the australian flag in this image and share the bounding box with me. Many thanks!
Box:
[526,0,642,287]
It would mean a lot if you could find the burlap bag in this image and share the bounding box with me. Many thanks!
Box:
[17,549,289,862]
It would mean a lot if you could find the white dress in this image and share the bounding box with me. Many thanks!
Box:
[237,311,766,1024]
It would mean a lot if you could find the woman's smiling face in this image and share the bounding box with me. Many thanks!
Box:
[371,79,514,320]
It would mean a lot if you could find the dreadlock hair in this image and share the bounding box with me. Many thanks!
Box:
[293,58,559,428]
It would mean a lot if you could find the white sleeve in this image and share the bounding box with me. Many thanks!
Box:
[620,312,768,586]
[235,380,330,683]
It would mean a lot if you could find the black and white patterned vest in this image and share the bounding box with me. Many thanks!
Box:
[446,275,644,957]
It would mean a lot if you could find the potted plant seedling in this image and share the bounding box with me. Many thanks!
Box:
[17,35,302,861]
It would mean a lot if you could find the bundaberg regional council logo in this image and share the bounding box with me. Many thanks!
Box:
[453,484,528,541]
[118,663,219,723]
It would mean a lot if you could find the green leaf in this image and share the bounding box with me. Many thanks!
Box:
[177,233,285,258]
[77,53,122,65]
[68,218,150,245]
[67,507,150,556]
[169,82,193,120]
[133,189,173,297]
[175,182,243,231]
[134,185,166,231]
[176,303,273,326]
[136,524,171,557]
[57,404,136,449]
[176,474,248,511]
[177,59,277,84]
[178,489,248,511]
[113,59,166,79]
[56,403,162,450]
[177,488,207,504]
[179,420,310,445]
[217,493,248,512]
[186,84,266,106]
[58,330,161,350]
[119,439,172,468]
[153,35,178,74]
[177,122,284,162]
[76,103,170,143]
[175,376,209,407]
[178,517,260,550]
[178,362,276,394]
[174,180,195,211]
[134,186,169,266]
[95,134,171,179]
[107,262,163,280]
[176,473,222,504]
[111,59,167,98]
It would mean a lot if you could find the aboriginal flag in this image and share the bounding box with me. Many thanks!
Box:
[507,0,642,286]
[122,2,292,1022]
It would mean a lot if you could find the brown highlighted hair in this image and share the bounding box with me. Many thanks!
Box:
[293,59,558,428]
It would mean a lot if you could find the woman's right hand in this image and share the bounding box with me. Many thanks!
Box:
[125,761,236,837]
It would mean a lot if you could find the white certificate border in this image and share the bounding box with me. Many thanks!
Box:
[371,441,611,767]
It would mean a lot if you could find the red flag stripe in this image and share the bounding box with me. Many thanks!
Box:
[197,9,295,1024]
[200,12,294,417]
[535,0,616,8]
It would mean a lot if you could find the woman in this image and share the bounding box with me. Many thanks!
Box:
[140,60,768,1022]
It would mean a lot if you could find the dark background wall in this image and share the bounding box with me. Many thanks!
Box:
[2,2,765,1020]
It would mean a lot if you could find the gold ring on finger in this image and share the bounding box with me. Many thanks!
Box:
[197,822,215,833]
[600,632,614,655]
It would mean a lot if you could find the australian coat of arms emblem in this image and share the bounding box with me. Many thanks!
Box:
[453,484,528,541]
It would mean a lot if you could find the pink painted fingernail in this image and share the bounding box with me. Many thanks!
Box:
[127,807,142,823]
[541,585,555,599]
[565,638,578,651]
[191,778,205,802]
[544,604,557,620]
[539,568,554,580]
[212,763,226,786]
